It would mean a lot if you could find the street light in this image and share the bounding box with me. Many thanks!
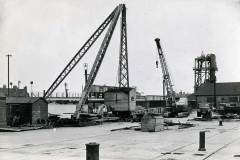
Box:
[6,54,12,96]
[30,81,33,97]
[18,80,21,89]
[64,82,68,98]
[18,81,21,97]
[84,63,88,84]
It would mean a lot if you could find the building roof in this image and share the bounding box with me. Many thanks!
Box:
[195,82,240,96]
[6,97,47,104]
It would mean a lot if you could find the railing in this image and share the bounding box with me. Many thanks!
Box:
[33,92,82,98]
[134,107,164,115]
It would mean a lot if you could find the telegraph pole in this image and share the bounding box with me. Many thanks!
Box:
[6,54,12,97]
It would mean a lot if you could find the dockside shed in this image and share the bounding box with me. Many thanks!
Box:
[6,97,48,125]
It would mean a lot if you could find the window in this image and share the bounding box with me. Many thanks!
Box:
[207,97,213,103]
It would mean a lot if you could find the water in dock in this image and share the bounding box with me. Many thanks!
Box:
[48,103,76,118]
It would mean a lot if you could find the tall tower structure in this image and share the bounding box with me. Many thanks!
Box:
[118,5,129,88]
[193,53,218,92]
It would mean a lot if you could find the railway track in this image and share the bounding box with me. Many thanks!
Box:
[151,125,240,160]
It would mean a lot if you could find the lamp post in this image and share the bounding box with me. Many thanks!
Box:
[17,81,21,97]
[30,81,33,97]
[213,75,217,109]
[64,82,68,98]
[6,54,12,96]
[18,80,21,89]
[84,63,88,84]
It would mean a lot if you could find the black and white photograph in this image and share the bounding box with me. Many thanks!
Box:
[0,0,240,159]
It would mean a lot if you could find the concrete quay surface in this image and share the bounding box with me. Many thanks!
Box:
[1,117,240,160]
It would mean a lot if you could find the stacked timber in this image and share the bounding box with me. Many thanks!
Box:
[141,113,164,132]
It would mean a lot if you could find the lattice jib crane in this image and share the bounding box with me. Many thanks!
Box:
[154,38,176,105]
[43,4,130,117]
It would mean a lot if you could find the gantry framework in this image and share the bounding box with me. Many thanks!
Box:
[193,53,217,92]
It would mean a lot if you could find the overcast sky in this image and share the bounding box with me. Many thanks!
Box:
[0,0,240,95]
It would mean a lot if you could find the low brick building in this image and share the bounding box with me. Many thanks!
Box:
[0,85,29,97]
[195,82,240,107]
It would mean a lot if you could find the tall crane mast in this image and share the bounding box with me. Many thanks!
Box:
[154,38,176,105]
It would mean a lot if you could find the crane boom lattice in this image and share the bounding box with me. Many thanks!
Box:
[154,38,175,103]
[43,6,118,98]
[76,5,123,112]
[44,4,130,101]
[43,4,130,118]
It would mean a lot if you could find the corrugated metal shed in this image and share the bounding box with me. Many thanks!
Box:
[195,82,240,96]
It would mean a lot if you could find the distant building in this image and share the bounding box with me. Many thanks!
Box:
[86,85,116,108]
[104,87,136,117]
[136,95,166,109]
[195,82,240,106]
[88,84,115,98]
[89,85,168,111]
[0,85,29,97]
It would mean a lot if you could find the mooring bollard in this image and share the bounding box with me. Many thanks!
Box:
[219,119,223,126]
[86,142,99,160]
[198,131,206,151]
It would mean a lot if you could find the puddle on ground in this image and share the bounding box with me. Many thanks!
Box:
[234,155,240,157]
[23,144,33,147]
[218,129,226,133]
[161,152,171,155]
[193,153,205,156]
[173,152,184,155]
[161,152,184,155]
